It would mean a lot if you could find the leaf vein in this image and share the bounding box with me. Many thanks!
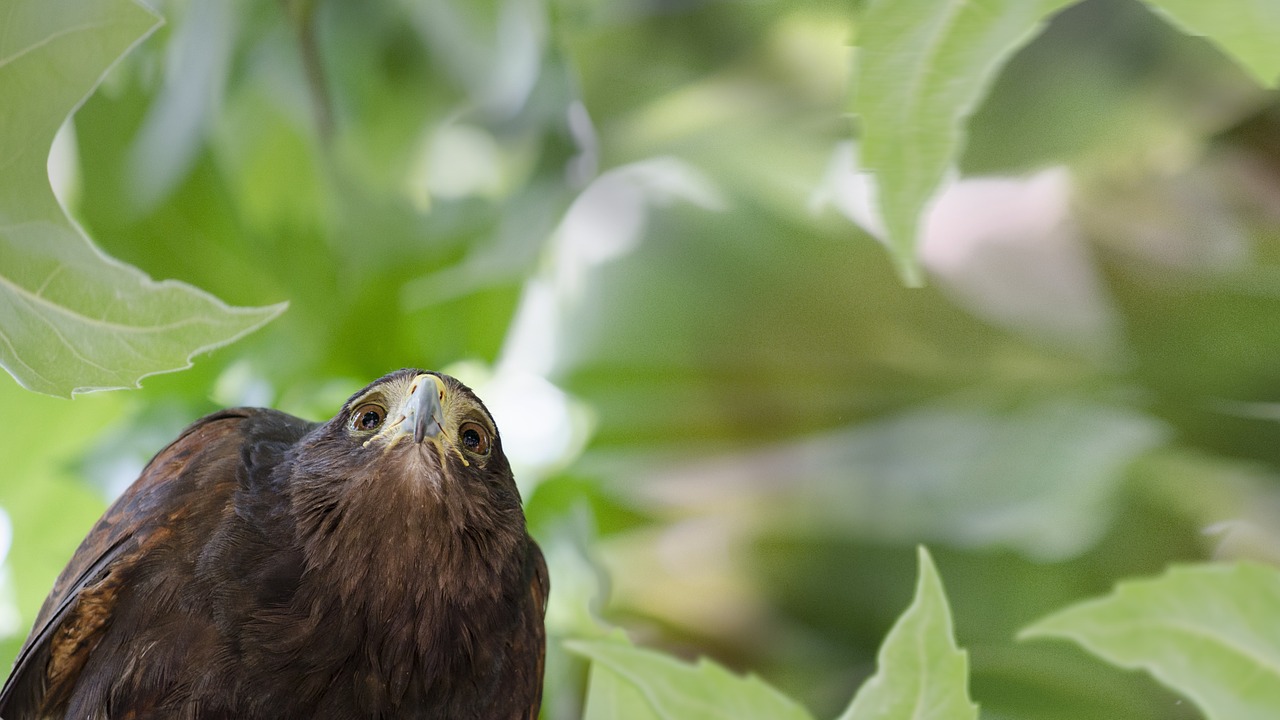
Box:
[10,285,116,375]
[0,19,120,70]
[0,316,56,388]
[0,263,223,335]
[1132,618,1280,681]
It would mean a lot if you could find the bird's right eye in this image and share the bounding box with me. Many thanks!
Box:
[352,403,386,432]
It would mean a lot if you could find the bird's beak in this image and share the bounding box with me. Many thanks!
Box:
[406,374,447,444]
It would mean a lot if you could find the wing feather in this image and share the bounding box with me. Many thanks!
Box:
[525,542,550,719]
[0,410,253,717]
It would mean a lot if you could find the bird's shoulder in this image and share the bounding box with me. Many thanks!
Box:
[0,406,313,717]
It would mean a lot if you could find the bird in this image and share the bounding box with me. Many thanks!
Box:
[0,368,548,719]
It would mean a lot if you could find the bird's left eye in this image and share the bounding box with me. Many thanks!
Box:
[352,403,386,431]
[459,421,491,456]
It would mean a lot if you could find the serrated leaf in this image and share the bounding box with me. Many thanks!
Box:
[1143,0,1280,86]
[568,633,814,720]
[850,0,1074,284]
[838,546,978,720]
[1021,562,1280,720]
[0,0,285,397]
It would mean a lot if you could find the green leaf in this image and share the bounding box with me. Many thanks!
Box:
[581,660,663,720]
[1021,562,1280,720]
[838,546,978,720]
[1143,0,1280,86]
[568,633,814,720]
[0,0,286,397]
[850,0,1074,284]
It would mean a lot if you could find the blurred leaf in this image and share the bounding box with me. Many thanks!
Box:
[0,0,286,397]
[125,0,237,213]
[733,395,1166,561]
[559,200,1015,451]
[850,0,1074,284]
[838,547,977,720]
[581,658,663,720]
[537,516,611,640]
[960,0,1250,177]
[570,633,814,720]
[840,397,1165,560]
[1022,562,1280,720]
[532,510,612,720]
[1144,0,1280,86]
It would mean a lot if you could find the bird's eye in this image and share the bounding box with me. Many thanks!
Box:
[352,403,387,432]
[458,421,491,456]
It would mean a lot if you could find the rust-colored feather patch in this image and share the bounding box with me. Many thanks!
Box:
[38,565,127,715]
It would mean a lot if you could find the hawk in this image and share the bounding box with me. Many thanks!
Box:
[0,369,547,719]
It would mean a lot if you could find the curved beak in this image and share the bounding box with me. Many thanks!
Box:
[407,374,447,444]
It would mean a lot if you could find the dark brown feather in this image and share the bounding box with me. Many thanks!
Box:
[0,370,547,719]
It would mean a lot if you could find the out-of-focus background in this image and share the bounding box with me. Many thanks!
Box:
[5,0,1280,717]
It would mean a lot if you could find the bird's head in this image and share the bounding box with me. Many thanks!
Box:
[336,369,506,482]
[277,369,532,633]
[287,368,522,551]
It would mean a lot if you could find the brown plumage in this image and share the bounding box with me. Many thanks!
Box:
[0,369,547,719]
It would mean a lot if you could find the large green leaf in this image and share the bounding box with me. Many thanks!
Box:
[1144,0,1280,86]
[1022,562,1280,720]
[569,633,814,720]
[838,546,978,720]
[0,0,285,397]
[850,0,1074,284]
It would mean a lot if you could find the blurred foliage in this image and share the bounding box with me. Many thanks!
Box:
[851,0,1280,283]
[5,0,1280,717]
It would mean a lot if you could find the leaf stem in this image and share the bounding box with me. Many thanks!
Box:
[281,0,334,141]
